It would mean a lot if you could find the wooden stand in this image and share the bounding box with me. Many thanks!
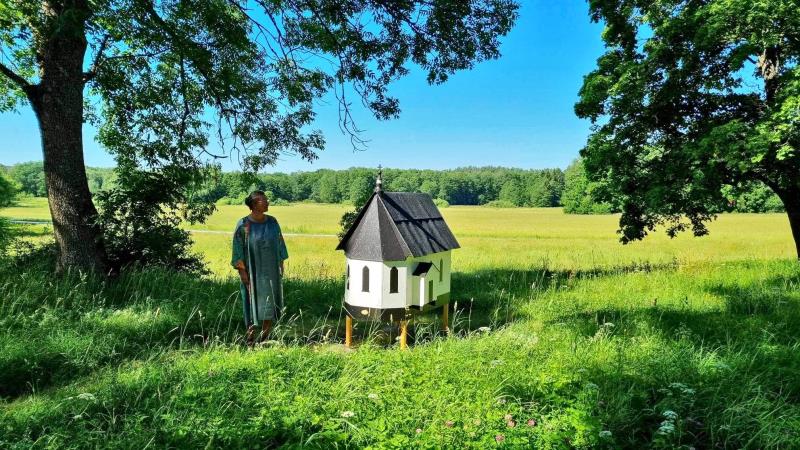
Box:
[345,315,353,348]
[399,319,408,350]
[441,303,450,334]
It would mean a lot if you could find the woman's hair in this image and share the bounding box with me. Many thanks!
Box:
[245,190,267,210]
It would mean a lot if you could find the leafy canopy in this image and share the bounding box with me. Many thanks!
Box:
[1,0,519,173]
[576,0,800,242]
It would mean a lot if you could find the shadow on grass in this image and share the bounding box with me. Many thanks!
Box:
[0,261,678,400]
[494,271,800,449]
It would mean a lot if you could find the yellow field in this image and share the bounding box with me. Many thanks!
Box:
[3,198,796,278]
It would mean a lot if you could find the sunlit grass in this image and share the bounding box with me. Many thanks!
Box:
[2,198,800,448]
[4,199,795,273]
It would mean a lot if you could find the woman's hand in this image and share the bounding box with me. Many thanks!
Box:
[234,260,249,285]
[279,261,285,277]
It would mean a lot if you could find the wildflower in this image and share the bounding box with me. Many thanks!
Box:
[504,414,513,421]
[507,420,516,428]
[368,393,379,400]
[495,434,505,443]
[497,398,507,405]
[76,393,96,402]
[445,420,455,428]
[657,421,676,435]
[473,419,482,426]
[527,419,537,427]
[599,430,612,439]
[415,428,422,434]
[340,411,355,418]
[477,326,491,333]
[662,410,678,420]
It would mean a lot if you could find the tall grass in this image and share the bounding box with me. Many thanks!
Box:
[1,201,799,448]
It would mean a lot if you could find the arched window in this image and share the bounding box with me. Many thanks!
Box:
[389,267,398,293]
[428,279,434,301]
[362,266,370,292]
[346,265,349,290]
[439,258,444,282]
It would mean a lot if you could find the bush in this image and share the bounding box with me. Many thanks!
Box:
[0,217,14,260]
[433,198,450,208]
[0,173,18,207]
[95,167,210,275]
[485,200,516,208]
[216,196,245,206]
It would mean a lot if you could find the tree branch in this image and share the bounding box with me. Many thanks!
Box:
[84,34,111,82]
[0,61,31,90]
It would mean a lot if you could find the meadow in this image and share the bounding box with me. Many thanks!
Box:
[1,199,799,448]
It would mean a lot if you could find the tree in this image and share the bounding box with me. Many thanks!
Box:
[0,173,17,207]
[498,178,525,206]
[8,162,46,197]
[0,0,519,272]
[576,0,800,258]
[561,158,613,214]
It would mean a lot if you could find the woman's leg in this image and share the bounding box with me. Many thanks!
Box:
[261,320,273,341]
[246,324,257,346]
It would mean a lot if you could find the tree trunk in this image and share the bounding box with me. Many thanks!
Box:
[775,187,800,260]
[27,2,107,274]
[786,198,800,261]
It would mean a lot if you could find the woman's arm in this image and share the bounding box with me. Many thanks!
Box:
[231,222,249,284]
[276,221,289,260]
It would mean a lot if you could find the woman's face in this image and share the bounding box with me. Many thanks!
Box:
[250,194,269,214]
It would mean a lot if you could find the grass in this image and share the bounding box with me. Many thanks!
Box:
[1,199,799,448]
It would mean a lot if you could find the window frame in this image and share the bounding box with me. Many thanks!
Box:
[362,266,370,292]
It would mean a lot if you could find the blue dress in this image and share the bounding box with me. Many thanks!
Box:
[231,215,289,326]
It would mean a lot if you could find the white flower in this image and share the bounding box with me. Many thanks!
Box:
[477,326,491,333]
[77,393,96,402]
[599,430,612,439]
[662,410,678,420]
[657,421,676,435]
[367,393,379,400]
[340,411,355,418]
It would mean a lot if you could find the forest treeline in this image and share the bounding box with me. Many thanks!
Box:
[1,160,785,213]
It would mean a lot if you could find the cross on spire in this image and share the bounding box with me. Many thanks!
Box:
[375,164,383,193]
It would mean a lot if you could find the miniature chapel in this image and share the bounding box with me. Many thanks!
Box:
[336,168,460,347]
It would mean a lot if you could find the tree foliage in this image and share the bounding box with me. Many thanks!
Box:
[0,0,519,272]
[94,162,213,274]
[7,162,46,198]
[0,172,17,207]
[576,0,800,256]
[561,159,614,215]
[0,173,17,258]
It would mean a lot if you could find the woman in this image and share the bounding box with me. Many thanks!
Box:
[231,191,288,343]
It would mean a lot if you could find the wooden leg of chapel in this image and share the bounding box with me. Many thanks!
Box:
[441,304,450,334]
[399,319,408,350]
[345,315,353,348]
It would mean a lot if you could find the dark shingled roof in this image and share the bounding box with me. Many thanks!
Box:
[336,191,460,261]
[412,261,433,276]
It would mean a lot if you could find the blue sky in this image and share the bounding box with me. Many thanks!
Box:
[0,1,606,173]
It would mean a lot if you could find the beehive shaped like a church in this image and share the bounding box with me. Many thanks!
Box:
[336,170,460,321]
